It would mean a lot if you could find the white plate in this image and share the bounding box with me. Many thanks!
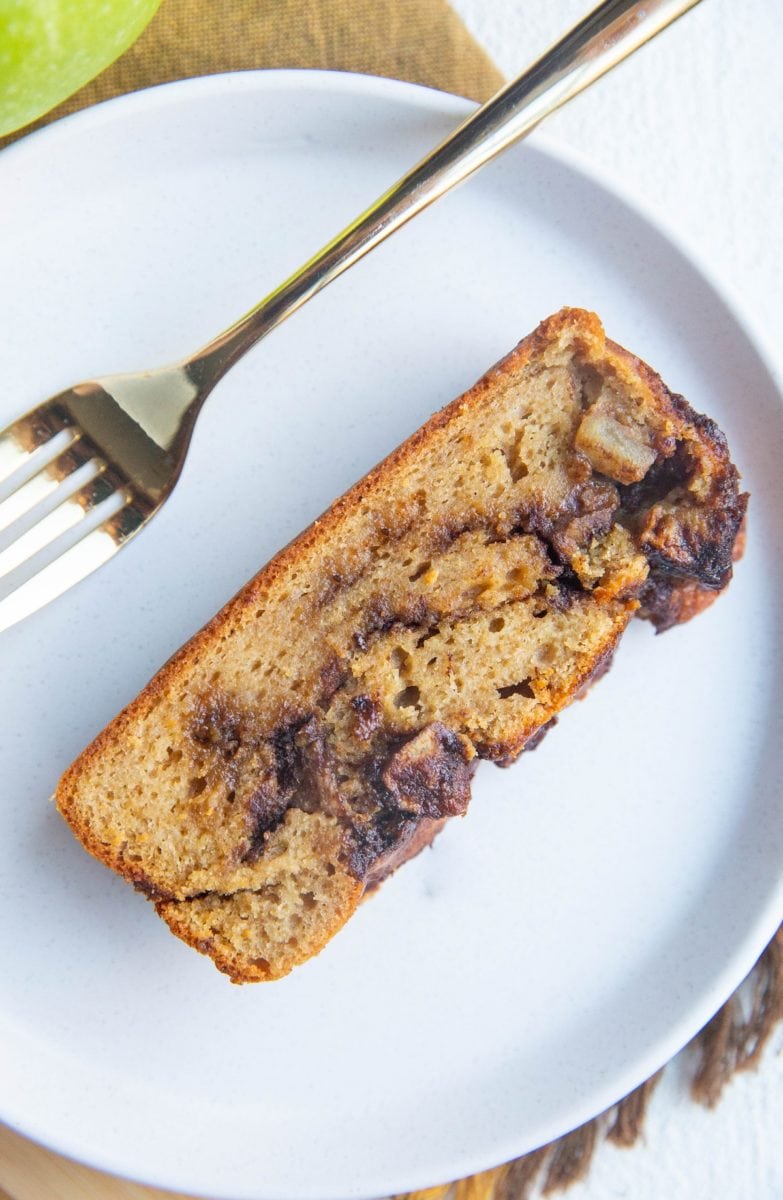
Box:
[1,70,782,1200]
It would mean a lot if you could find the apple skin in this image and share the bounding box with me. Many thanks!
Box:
[0,0,162,137]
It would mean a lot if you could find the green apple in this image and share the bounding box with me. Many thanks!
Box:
[0,0,162,137]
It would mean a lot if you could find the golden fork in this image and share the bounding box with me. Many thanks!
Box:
[0,0,700,634]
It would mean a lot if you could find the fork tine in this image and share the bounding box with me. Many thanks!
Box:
[0,410,74,487]
[0,499,148,635]
[0,438,95,534]
[0,429,36,486]
[0,473,122,582]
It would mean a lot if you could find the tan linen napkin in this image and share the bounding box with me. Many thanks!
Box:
[0,0,502,153]
[1,3,781,1199]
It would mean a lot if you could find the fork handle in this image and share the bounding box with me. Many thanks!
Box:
[186,0,700,390]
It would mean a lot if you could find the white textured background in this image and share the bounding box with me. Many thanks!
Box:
[450,2,783,1196]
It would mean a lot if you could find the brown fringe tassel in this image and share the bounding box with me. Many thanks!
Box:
[540,1125,598,1195]
[691,926,783,1106]
[606,1072,663,1146]
[493,1148,550,1200]
[400,924,783,1200]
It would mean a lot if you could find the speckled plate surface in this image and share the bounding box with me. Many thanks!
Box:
[1,70,782,1200]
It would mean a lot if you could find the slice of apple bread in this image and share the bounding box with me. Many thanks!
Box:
[56,309,747,982]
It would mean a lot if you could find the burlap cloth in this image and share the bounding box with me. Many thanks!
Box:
[0,3,781,1198]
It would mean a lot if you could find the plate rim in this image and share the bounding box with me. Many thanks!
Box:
[2,67,783,1200]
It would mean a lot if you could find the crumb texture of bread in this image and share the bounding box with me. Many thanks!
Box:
[55,309,747,982]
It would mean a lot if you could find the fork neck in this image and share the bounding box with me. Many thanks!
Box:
[184,0,700,399]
